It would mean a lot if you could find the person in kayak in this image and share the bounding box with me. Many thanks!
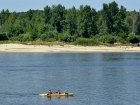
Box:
[48,90,52,94]
[57,90,61,94]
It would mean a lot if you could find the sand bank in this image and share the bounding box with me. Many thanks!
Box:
[0,44,140,53]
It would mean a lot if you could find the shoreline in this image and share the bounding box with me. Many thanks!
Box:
[0,44,140,53]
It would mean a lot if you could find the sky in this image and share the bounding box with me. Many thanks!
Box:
[0,0,139,12]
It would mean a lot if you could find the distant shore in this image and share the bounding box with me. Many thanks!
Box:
[0,44,140,53]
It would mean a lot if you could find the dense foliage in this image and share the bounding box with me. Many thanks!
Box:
[0,1,140,45]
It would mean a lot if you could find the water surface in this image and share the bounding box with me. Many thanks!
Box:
[0,53,140,105]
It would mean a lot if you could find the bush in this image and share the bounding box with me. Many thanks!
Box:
[0,33,8,40]
[70,36,77,42]
[74,38,99,46]
[57,32,77,42]
[99,35,116,44]
[40,31,58,41]
[30,30,38,40]
[47,30,58,39]
[127,33,139,43]
[57,33,63,41]
[10,33,32,42]
[45,38,56,42]
[119,32,128,40]
[40,34,48,41]
[21,33,32,41]
[63,34,70,42]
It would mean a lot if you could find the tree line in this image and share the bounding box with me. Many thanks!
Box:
[0,1,140,45]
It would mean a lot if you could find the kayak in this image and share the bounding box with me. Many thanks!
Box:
[39,92,74,97]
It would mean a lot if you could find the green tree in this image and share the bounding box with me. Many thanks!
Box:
[15,13,27,32]
[7,11,17,24]
[126,10,140,35]
[31,10,46,35]
[65,6,77,36]
[102,1,120,34]
[44,6,52,24]
[27,9,33,20]
[0,9,10,25]
[102,3,111,34]
[118,5,128,34]
[96,10,108,35]
[5,9,10,21]
[5,23,15,37]
[14,24,24,36]
[77,5,97,38]
[51,4,66,33]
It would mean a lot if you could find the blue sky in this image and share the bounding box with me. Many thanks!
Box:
[0,0,139,12]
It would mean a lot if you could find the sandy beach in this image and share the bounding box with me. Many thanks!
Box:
[0,44,140,53]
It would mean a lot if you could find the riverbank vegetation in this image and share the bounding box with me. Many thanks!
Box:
[0,1,140,46]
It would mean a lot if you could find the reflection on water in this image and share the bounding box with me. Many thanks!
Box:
[45,95,74,99]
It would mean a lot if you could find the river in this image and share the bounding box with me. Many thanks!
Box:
[0,53,140,105]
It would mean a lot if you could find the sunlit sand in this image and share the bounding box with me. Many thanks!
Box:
[0,44,140,53]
